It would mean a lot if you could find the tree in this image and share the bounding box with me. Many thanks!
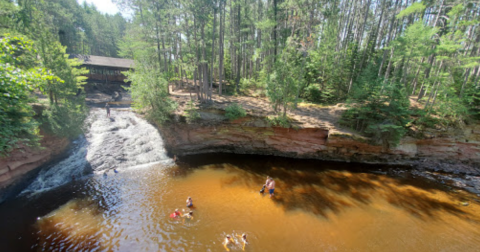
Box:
[0,35,61,155]
[125,59,177,123]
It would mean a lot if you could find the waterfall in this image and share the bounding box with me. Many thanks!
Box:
[22,108,172,195]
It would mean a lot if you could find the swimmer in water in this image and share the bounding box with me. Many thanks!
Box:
[223,235,235,251]
[236,233,248,251]
[182,211,194,224]
[186,196,193,207]
[170,209,182,218]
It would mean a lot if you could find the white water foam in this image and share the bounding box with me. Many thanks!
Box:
[22,108,172,194]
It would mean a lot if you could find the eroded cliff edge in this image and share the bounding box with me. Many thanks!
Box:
[160,105,480,176]
[0,130,70,201]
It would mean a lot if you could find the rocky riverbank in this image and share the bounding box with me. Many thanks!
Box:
[162,108,480,173]
[160,92,480,194]
[0,130,71,202]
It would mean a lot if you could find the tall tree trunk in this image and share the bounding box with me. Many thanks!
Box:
[378,0,400,77]
[210,4,217,101]
[219,0,224,95]
[460,68,471,98]
[194,15,200,99]
[273,0,278,61]
[423,0,444,80]
[411,57,425,95]
[235,0,241,92]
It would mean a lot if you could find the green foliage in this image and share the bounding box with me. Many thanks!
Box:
[266,115,291,128]
[410,109,440,132]
[341,64,411,147]
[225,103,246,121]
[0,36,59,156]
[41,100,88,138]
[303,84,336,104]
[396,3,426,19]
[265,38,303,116]
[126,60,177,124]
[28,0,126,57]
[184,100,200,123]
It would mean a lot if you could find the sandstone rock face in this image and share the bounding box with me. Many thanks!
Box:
[0,131,70,189]
[160,115,480,174]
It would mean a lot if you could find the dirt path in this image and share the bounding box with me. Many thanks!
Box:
[169,87,351,134]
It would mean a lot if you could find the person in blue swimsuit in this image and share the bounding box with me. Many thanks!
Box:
[186,196,193,207]
[266,177,275,197]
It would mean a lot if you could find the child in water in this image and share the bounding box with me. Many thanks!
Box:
[223,235,235,251]
[182,211,194,224]
[186,197,193,207]
[236,233,248,251]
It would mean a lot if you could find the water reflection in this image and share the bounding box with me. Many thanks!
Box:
[35,198,105,251]
[2,155,480,252]
[217,164,477,222]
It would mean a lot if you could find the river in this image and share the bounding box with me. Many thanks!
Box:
[1,108,479,252]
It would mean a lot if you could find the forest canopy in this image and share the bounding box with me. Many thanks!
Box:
[0,0,127,156]
[2,0,480,151]
[115,0,480,145]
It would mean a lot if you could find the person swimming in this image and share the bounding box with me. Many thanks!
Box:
[182,211,194,224]
[170,209,182,219]
[236,233,248,251]
[223,235,235,251]
[186,197,193,207]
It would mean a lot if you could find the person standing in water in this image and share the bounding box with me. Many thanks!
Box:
[186,197,193,207]
[105,103,110,117]
[267,177,275,197]
[236,233,248,251]
[223,235,235,251]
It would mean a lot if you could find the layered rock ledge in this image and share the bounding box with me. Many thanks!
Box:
[0,131,70,200]
[162,98,480,176]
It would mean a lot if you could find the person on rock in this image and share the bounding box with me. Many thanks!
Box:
[105,103,110,117]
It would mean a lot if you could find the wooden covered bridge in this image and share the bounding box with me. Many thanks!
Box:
[69,54,134,83]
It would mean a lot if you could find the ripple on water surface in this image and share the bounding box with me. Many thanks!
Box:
[24,157,480,252]
[4,108,480,251]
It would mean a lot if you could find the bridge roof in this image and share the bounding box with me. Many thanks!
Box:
[70,54,134,69]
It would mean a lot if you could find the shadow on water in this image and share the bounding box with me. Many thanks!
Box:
[179,153,478,222]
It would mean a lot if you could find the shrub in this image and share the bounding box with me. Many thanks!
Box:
[266,115,291,128]
[41,100,88,138]
[340,64,411,148]
[184,100,200,123]
[126,60,177,124]
[303,84,336,104]
[225,103,246,120]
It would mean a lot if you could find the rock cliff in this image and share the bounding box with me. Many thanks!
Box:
[161,109,480,175]
[0,131,70,196]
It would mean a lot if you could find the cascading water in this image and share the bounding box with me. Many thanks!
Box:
[22,108,172,194]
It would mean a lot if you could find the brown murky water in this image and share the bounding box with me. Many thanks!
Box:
[1,155,480,252]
